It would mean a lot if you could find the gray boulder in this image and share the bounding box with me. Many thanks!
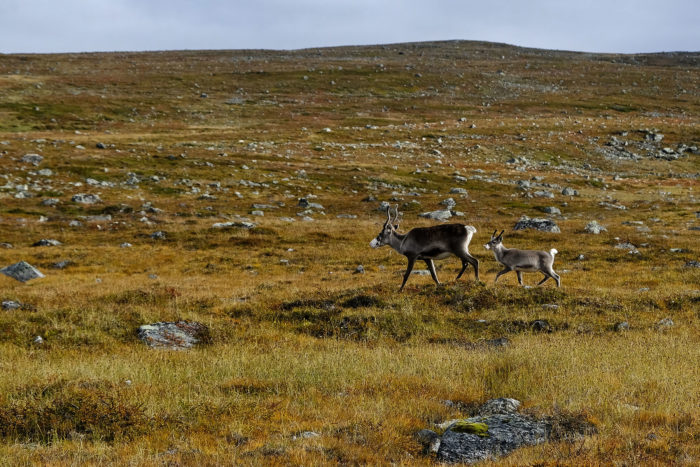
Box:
[584,221,607,234]
[212,221,257,229]
[72,193,102,204]
[32,239,62,247]
[137,321,210,350]
[0,261,45,282]
[419,210,452,221]
[513,216,560,233]
[562,187,579,196]
[540,206,561,215]
[21,153,43,165]
[2,300,22,310]
[440,198,457,209]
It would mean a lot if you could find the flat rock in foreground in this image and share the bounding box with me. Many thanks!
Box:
[427,398,595,464]
[0,261,45,283]
[137,321,210,350]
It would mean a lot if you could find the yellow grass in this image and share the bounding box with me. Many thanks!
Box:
[0,42,698,464]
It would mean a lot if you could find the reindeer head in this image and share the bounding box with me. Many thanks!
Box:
[484,230,504,250]
[369,205,399,248]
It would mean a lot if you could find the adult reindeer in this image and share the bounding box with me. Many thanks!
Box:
[369,206,479,291]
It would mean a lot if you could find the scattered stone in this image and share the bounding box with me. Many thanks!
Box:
[298,198,324,210]
[2,300,22,310]
[81,214,111,222]
[336,214,357,219]
[584,221,607,234]
[137,321,210,350]
[541,304,559,310]
[669,248,687,253]
[21,153,43,165]
[212,221,257,229]
[71,193,102,204]
[41,198,59,206]
[50,260,73,270]
[534,190,555,198]
[685,261,700,268]
[251,210,264,216]
[150,231,166,240]
[614,242,639,254]
[599,202,627,210]
[411,270,431,276]
[478,398,521,416]
[419,210,452,221]
[513,216,560,233]
[540,206,561,215]
[120,243,133,248]
[292,431,321,440]
[33,336,44,345]
[0,243,13,249]
[0,261,45,282]
[450,187,468,195]
[562,187,578,196]
[435,398,595,464]
[657,318,674,329]
[440,198,457,209]
[416,429,441,453]
[354,265,365,274]
[614,321,630,332]
[32,239,62,247]
[531,320,552,332]
[96,142,107,149]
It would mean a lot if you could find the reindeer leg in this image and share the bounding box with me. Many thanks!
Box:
[537,273,550,286]
[494,267,510,284]
[516,271,524,286]
[399,256,417,292]
[424,259,440,285]
[456,254,479,282]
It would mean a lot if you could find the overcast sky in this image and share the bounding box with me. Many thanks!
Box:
[1,0,698,54]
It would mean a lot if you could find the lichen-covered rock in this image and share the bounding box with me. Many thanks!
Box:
[137,321,210,350]
[0,261,45,283]
[438,413,549,463]
[433,398,595,464]
[513,216,560,233]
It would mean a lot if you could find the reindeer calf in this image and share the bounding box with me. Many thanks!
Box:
[484,230,560,287]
